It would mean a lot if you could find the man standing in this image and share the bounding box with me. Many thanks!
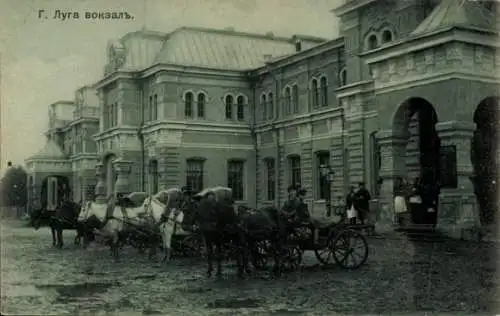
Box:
[353,182,371,225]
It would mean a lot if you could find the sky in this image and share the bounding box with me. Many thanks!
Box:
[0,0,342,173]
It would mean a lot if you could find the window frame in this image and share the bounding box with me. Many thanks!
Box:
[197,92,206,119]
[186,158,204,194]
[184,91,194,118]
[227,159,245,201]
[265,158,276,201]
[288,155,301,187]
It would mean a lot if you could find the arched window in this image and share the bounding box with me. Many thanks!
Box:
[311,79,319,108]
[292,85,299,114]
[236,95,245,121]
[260,94,267,121]
[197,93,206,118]
[267,92,274,119]
[339,69,347,87]
[225,95,233,120]
[382,29,393,44]
[284,86,291,115]
[320,76,328,107]
[367,34,378,50]
[184,92,193,118]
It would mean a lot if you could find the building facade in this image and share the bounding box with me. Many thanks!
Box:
[26,0,498,237]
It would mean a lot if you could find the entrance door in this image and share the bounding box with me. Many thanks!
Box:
[394,97,441,227]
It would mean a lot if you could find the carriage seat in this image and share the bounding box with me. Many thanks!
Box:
[311,217,337,229]
[117,192,149,208]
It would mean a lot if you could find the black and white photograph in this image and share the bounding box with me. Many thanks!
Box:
[0,0,499,314]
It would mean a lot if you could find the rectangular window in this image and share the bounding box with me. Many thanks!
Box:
[266,158,276,201]
[288,156,301,187]
[186,159,204,194]
[317,152,330,200]
[228,160,244,201]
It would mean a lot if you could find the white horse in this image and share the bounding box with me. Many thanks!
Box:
[78,194,150,259]
[143,188,188,262]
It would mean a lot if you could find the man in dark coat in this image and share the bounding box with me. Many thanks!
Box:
[353,182,371,225]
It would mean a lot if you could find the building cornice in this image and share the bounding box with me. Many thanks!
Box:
[335,80,374,98]
[361,26,498,65]
[248,38,345,77]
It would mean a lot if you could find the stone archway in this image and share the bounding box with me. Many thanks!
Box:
[103,154,117,197]
[386,97,441,226]
[472,96,499,226]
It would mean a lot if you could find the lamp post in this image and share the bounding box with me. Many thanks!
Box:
[319,164,335,217]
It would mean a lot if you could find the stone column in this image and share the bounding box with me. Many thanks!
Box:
[113,158,133,197]
[94,162,106,203]
[374,129,408,233]
[435,121,480,240]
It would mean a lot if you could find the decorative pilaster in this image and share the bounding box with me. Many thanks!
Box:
[113,158,133,197]
[94,162,106,203]
[435,121,481,240]
[374,129,408,233]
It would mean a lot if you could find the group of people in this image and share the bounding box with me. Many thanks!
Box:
[345,182,372,225]
[393,177,439,227]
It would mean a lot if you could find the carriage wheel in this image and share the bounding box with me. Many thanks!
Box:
[282,246,302,271]
[251,240,270,270]
[331,229,368,269]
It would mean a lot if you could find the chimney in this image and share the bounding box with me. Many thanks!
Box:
[265,32,274,38]
[7,161,12,167]
[263,54,273,61]
[295,40,302,52]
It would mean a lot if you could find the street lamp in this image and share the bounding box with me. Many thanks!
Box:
[319,164,335,217]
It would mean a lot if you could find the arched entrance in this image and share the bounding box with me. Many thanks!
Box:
[393,97,441,226]
[104,154,117,197]
[472,96,499,226]
[40,175,71,210]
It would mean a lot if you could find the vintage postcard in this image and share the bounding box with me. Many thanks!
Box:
[1,0,498,314]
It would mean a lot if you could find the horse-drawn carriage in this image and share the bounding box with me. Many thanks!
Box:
[252,215,369,271]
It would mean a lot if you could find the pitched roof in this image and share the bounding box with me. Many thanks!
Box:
[116,27,327,72]
[26,140,67,161]
[412,0,497,36]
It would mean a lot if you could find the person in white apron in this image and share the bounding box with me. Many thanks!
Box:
[345,185,357,224]
[161,208,184,262]
[393,177,410,226]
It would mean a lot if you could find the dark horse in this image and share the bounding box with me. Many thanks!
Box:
[30,200,84,249]
[185,187,248,278]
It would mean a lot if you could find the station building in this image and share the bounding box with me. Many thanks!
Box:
[26,0,499,237]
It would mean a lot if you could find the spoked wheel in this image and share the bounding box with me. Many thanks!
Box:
[331,229,368,269]
[281,246,302,271]
[251,240,270,270]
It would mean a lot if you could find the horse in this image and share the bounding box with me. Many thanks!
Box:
[237,205,285,276]
[30,200,84,249]
[142,188,188,262]
[78,193,151,259]
[184,186,247,278]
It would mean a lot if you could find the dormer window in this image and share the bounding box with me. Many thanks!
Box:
[367,34,379,50]
[381,29,393,44]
